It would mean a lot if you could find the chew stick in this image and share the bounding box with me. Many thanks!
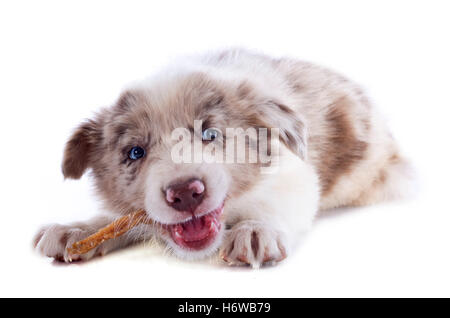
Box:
[67,210,152,255]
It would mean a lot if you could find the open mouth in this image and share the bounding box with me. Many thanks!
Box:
[165,203,224,250]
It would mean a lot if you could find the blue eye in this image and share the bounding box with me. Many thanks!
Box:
[128,146,146,160]
[202,128,220,141]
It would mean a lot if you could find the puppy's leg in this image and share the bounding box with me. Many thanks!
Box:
[221,153,320,268]
[33,215,152,262]
[350,152,416,206]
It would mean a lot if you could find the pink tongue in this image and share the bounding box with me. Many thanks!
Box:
[179,215,212,242]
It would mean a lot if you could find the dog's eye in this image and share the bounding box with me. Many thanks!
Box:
[202,128,220,141]
[128,146,146,160]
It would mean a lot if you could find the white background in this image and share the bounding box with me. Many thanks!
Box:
[1,0,449,297]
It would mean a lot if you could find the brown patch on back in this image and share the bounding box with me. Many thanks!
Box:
[318,97,368,195]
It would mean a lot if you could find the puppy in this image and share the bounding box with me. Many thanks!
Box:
[34,49,413,267]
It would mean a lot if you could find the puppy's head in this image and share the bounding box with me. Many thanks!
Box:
[62,72,306,258]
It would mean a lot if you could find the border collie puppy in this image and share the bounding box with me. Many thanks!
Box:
[34,49,414,267]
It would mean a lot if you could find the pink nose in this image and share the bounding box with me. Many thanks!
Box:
[165,179,205,213]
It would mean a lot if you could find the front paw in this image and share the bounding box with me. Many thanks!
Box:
[220,220,287,268]
[33,224,100,262]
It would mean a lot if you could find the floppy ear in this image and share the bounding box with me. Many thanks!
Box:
[62,119,101,179]
[256,101,307,159]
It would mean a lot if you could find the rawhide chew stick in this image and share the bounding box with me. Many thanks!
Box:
[67,210,152,255]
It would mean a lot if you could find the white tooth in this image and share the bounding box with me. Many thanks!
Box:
[175,232,182,238]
